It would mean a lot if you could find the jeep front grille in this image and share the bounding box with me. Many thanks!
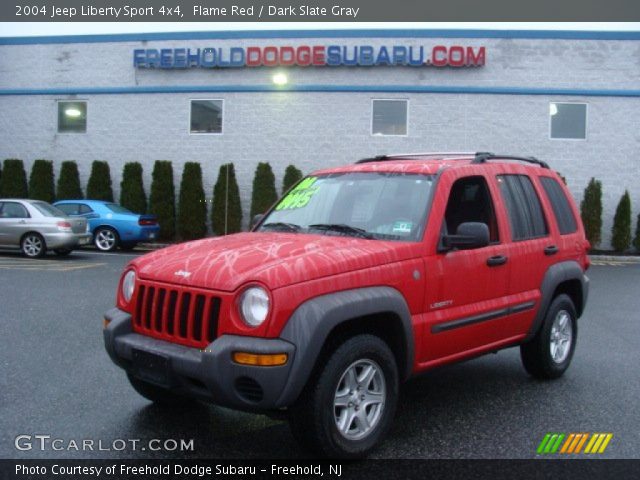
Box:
[132,281,221,348]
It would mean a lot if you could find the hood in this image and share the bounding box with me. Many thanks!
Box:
[131,232,419,291]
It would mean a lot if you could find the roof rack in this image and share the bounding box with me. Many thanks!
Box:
[356,152,476,164]
[472,152,549,169]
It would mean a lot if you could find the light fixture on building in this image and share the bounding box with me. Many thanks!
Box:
[65,108,82,117]
[549,103,558,116]
[272,72,288,86]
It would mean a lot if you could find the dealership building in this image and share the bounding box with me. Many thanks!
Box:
[0,29,638,246]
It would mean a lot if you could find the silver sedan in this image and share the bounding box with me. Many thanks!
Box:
[0,199,92,258]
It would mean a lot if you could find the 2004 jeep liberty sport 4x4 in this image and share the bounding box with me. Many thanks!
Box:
[104,152,590,458]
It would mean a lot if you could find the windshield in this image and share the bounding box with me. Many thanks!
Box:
[258,172,434,241]
[105,203,133,214]
[31,202,67,218]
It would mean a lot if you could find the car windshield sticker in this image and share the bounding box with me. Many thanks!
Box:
[275,177,320,211]
[392,221,413,234]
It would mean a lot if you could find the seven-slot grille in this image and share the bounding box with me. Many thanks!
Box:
[132,281,221,348]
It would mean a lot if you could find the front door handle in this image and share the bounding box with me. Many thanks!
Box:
[487,255,508,267]
[544,245,559,256]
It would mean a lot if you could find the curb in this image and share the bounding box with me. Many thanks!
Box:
[589,255,640,262]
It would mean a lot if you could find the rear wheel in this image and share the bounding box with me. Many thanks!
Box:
[94,227,119,252]
[21,233,46,258]
[127,373,196,407]
[521,294,577,379]
[288,334,398,458]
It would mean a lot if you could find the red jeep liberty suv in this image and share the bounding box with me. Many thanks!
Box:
[104,152,590,458]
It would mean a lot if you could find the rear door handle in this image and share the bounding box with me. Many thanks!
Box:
[544,245,559,256]
[487,255,508,267]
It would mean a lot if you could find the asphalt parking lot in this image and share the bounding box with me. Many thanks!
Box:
[0,249,638,459]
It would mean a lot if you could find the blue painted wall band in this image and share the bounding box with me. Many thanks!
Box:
[1,84,640,97]
[1,29,640,45]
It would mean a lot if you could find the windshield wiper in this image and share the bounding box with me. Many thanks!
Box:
[260,222,301,233]
[308,223,374,239]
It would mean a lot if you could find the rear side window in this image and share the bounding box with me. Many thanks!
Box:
[0,202,29,219]
[57,203,79,215]
[497,175,548,241]
[540,177,578,235]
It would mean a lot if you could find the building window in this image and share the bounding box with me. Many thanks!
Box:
[549,102,586,140]
[190,99,223,134]
[58,101,87,133]
[371,99,408,136]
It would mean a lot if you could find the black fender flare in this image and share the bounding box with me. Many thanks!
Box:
[525,260,589,342]
[276,286,414,407]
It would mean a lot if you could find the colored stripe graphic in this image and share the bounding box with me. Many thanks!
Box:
[540,433,613,454]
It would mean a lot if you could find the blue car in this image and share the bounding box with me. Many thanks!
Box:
[54,200,160,251]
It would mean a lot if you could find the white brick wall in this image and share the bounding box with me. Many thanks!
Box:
[0,34,639,247]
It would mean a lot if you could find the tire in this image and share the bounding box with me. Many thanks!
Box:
[119,242,138,251]
[54,248,72,256]
[21,233,46,258]
[521,294,577,380]
[126,373,196,407]
[288,334,399,459]
[94,227,119,252]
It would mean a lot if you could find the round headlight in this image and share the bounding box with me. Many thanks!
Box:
[122,270,136,303]
[240,287,270,327]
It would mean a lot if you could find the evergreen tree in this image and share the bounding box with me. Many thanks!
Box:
[149,160,176,240]
[580,178,602,248]
[282,164,303,193]
[0,159,28,198]
[177,162,207,240]
[86,161,113,201]
[250,162,278,220]
[633,213,640,252]
[211,163,243,235]
[611,190,632,252]
[28,159,55,203]
[120,162,147,213]
[56,161,83,199]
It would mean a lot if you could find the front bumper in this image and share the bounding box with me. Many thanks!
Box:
[43,232,92,250]
[103,308,295,411]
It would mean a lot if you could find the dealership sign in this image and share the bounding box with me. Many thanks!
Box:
[133,45,486,69]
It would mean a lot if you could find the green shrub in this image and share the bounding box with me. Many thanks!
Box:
[177,162,207,240]
[0,159,28,198]
[633,214,640,252]
[28,159,55,203]
[120,162,147,214]
[250,162,278,219]
[149,161,176,240]
[56,161,83,199]
[86,161,113,201]
[580,178,602,248]
[282,164,303,193]
[211,163,242,235]
[611,190,632,252]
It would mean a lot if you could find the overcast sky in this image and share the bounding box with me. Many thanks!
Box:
[1,22,639,37]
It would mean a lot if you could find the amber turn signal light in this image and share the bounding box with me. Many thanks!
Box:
[232,352,288,366]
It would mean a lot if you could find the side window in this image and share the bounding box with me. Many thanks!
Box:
[1,202,30,219]
[497,175,548,241]
[79,204,94,214]
[443,176,499,243]
[540,177,578,235]
[57,203,79,215]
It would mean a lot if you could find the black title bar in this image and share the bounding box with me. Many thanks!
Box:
[2,0,640,22]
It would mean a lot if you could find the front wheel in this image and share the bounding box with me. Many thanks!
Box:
[94,227,119,252]
[21,233,46,258]
[288,334,398,459]
[521,294,577,379]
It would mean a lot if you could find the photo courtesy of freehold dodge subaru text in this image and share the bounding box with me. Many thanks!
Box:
[1,3,640,480]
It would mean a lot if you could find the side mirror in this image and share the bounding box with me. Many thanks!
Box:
[251,214,264,229]
[443,222,490,251]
